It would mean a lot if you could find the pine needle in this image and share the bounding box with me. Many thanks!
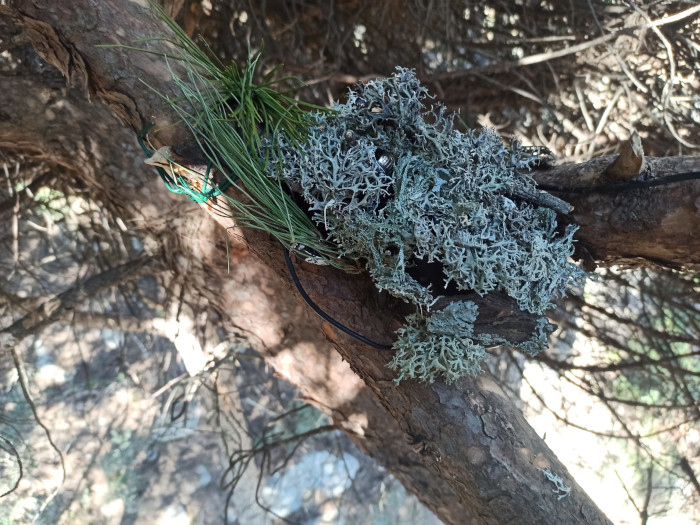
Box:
[129,3,349,269]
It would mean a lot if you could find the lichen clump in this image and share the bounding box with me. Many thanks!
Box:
[276,68,584,383]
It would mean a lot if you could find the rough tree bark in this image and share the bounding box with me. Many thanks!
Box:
[2,1,699,523]
[534,154,700,268]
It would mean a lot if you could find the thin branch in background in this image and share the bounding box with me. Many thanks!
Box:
[251,424,338,524]
[680,456,700,496]
[615,469,644,523]
[574,79,595,132]
[557,371,698,440]
[627,2,699,150]
[2,161,21,279]
[8,347,65,513]
[0,254,158,346]
[0,434,23,498]
[511,354,631,439]
[215,369,338,525]
[428,4,700,80]
[641,465,654,525]
[586,0,604,34]
[587,87,623,158]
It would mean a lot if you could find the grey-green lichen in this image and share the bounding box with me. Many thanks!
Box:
[538,468,572,500]
[274,68,585,383]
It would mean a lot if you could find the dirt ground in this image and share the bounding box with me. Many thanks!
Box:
[0,170,444,525]
[0,310,444,525]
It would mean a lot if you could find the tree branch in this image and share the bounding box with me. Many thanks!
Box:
[532,154,700,267]
[3,2,663,523]
[1,254,159,349]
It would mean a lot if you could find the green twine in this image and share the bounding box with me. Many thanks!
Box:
[137,121,235,204]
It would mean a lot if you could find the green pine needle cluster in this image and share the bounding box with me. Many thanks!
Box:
[124,4,348,269]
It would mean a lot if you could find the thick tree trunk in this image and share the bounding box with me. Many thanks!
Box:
[6,1,696,523]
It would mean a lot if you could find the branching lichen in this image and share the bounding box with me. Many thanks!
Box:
[539,468,572,500]
[275,68,585,383]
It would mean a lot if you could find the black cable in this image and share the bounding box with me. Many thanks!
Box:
[537,170,700,194]
[283,247,393,350]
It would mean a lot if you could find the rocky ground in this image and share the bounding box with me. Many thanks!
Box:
[0,311,444,525]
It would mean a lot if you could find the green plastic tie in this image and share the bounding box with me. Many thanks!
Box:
[137,122,235,203]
